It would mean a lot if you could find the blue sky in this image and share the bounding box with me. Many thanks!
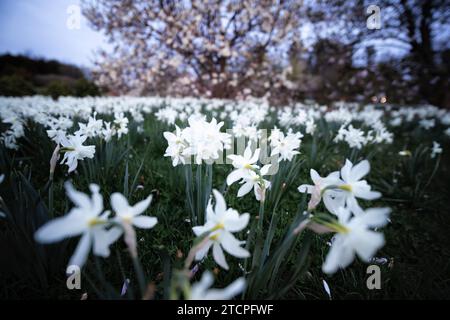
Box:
[0,0,109,67]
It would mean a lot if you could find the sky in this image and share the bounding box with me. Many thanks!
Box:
[0,0,109,67]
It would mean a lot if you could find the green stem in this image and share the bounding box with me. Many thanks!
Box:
[132,256,147,298]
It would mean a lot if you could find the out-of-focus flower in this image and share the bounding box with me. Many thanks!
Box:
[322,207,390,274]
[190,271,245,300]
[114,113,129,138]
[111,193,157,230]
[431,141,442,158]
[35,183,121,268]
[398,150,412,157]
[102,121,115,142]
[76,113,103,138]
[111,192,157,258]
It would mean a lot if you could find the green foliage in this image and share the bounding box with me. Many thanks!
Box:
[0,111,449,300]
[0,75,36,96]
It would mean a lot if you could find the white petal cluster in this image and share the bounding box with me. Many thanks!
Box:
[226,144,272,201]
[164,116,231,165]
[60,133,96,173]
[269,129,302,162]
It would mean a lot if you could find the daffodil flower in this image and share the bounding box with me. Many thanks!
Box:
[337,159,381,215]
[59,133,95,173]
[226,143,271,201]
[226,144,260,185]
[35,183,121,269]
[192,190,250,270]
[111,193,157,229]
[321,207,390,274]
[236,166,271,201]
[298,169,343,212]
[190,271,246,300]
[431,141,442,158]
[110,192,157,257]
[163,125,187,166]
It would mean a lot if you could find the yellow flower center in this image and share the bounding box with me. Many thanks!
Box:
[211,222,225,232]
[210,234,219,241]
[244,163,253,169]
[88,217,105,227]
[122,215,133,223]
[339,184,352,192]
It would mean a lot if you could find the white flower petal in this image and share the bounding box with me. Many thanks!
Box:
[350,160,370,182]
[237,181,253,197]
[110,192,130,214]
[35,215,86,243]
[68,233,92,269]
[224,213,250,232]
[132,216,158,229]
[220,232,250,258]
[131,195,153,216]
[213,243,229,270]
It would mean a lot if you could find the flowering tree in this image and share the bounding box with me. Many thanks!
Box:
[82,0,303,98]
[305,0,450,107]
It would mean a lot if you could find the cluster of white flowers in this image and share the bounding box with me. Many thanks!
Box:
[0,111,25,150]
[389,104,450,129]
[298,159,389,274]
[334,121,393,149]
[2,96,450,157]
[269,128,303,162]
[334,124,370,149]
[164,116,231,165]
[226,144,272,202]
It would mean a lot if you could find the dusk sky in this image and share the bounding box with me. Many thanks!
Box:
[0,0,109,67]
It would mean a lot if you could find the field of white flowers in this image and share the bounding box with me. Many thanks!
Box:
[0,96,449,299]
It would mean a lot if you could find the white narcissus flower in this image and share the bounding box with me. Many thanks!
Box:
[298,169,344,212]
[322,207,390,274]
[163,125,187,166]
[35,183,121,269]
[338,159,381,215]
[181,116,231,164]
[226,144,260,185]
[76,113,103,138]
[192,190,250,270]
[190,272,246,300]
[445,127,450,137]
[431,141,442,158]
[111,193,157,230]
[60,133,95,173]
[270,131,302,162]
[110,192,157,258]
[236,165,271,201]
[102,121,115,142]
[114,112,129,138]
